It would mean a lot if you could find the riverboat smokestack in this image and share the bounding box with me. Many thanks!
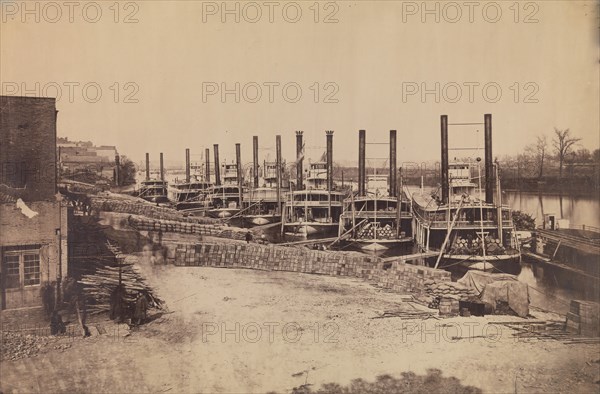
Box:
[358,129,366,196]
[159,153,164,181]
[440,115,449,204]
[205,148,211,183]
[236,143,242,204]
[390,130,397,197]
[145,153,150,181]
[326,130,334,191]
[484,113,494,204]
[185,148,190,183]
[296,131,303,190]
[253,136,259,188]
[213,144,221,186]
[114,154,120,186]
[276,135,282,211]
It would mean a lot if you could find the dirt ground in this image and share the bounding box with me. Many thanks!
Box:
[1,258,599,393]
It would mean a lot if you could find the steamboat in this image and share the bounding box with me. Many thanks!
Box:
[412,115,521,273]
[339,174,412,252]
[282,131,344,237]
[338,130,412,252]
[206,161,245,218]
[168,149,212,211]
[138,153,169,203]
[242,161,283,226]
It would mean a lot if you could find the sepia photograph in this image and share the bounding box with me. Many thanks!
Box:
[0,1,599,393]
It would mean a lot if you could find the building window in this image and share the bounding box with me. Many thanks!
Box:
[2,247,42,288]
[23,253,41,286]
[3,255,20,289]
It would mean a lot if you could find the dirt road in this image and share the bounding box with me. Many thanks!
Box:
[1,259,598,393]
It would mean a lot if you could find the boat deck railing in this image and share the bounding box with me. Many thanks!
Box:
[425,219,514,229]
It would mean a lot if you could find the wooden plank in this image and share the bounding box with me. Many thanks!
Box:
[382,251,439,263]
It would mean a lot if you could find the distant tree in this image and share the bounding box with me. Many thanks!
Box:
[525,135,548,179]
[571,147,592,163]
[593,149,600,163]
[552,128,581,179]
[116,156,137,186]
[512,210,536,231]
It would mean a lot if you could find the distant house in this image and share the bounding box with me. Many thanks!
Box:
[58,140,118,182]
[0,96,69,311]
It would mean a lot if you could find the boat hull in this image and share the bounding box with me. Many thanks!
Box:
[207,208,239,218]
[435,253,522,275]
[243,214,281,227]
[141,196,170,204]
[283,222,339,237]
[348,238,412,252]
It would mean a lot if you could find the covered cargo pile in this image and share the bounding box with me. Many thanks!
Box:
[457,270,530,317]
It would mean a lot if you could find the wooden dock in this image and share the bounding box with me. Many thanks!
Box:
[536,228,600,255]
[523,251,599,280]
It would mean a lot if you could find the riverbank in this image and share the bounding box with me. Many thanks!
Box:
[2,257,599,393]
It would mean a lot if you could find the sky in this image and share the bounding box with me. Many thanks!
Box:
[1,0,599,168]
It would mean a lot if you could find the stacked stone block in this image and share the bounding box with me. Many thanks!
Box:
[169,241,450,295]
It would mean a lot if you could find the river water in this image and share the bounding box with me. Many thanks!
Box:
[505,191,599,314]
[503,191,600,228]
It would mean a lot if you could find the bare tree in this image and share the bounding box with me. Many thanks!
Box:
[525,135,548,179]
[552,128,581,179]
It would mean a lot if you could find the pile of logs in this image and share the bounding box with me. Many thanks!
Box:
[79,242,164,314]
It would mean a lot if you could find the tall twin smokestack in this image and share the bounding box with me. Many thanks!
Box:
[484,114,493,204]
[326,131,334,191]
[440,115,449,204]
[390,130,397,197]
[159,153,164,181]
[358,130,366,196]
[235,143,242,203]
[253,136,259,188]
[185,148,190,182]
[213,144,221,186]
[145,153,150,181]
[439,113,494,204]
[205,148,211,183]
[296,131,303,190]
[276,135,282,210]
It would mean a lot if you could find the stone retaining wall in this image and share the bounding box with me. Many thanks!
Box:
[169,242,451,296]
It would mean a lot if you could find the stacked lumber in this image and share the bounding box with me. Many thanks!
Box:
[494,320,600,344]
[372,308,437,320]
[80,242,164,314]
[566,300,599,337]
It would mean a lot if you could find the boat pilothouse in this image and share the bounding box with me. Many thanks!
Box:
[242,161,283,226]
[206,162,245,218]
[282,161,344,236]
[339,174,413,252]
[139,178,169,203]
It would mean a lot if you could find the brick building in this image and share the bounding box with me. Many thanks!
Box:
[58,138,118,182]
[0,96,68,312]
